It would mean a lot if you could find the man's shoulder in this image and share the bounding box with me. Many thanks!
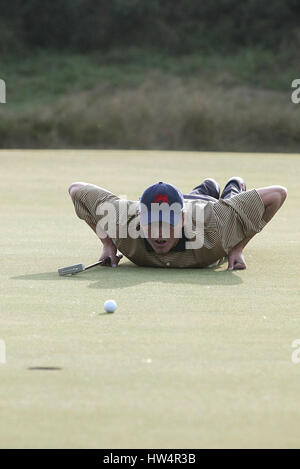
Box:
[96,199,140,228]
[212,189,263,213]
[184,198,208,209]
[184,199,216,226]
[75,184,117,203]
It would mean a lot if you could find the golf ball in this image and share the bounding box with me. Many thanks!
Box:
[104,299,117,313]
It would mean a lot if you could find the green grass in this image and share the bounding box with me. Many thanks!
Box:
[1,150,300,448]
[1,47,298,108]
[1,48,300,151]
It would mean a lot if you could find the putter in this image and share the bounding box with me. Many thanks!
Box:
[58,255,123,276]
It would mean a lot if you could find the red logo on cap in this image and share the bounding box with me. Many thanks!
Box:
[154,194,169,204]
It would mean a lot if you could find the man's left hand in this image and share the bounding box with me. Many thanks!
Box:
[227,248,246,271]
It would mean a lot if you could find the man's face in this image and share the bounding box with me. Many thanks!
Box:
[141,219,183,254]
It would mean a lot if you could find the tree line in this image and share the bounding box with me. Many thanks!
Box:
[1,0,299,55]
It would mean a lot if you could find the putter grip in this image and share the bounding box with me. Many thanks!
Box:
[85,255,123,270]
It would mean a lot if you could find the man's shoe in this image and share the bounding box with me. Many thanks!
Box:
[221,176,246,199]
[192,178,220,199]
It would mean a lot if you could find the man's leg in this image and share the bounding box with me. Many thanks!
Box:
[220,176,246,199]
[183,178,220,202]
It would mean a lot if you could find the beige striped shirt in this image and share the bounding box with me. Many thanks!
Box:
[73,185,266,268]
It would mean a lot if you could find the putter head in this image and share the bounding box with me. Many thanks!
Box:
[58,263,85,276]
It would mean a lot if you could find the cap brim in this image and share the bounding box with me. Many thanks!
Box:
[140,210,182,226]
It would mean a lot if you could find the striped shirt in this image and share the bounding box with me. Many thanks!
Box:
[73,185,266,268]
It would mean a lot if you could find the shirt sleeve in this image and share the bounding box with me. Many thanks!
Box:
[73,184,119,228]
[213,189,267,252]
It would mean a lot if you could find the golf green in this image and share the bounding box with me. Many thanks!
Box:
[1,150,299,449]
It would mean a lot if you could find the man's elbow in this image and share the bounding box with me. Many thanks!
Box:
[68,182,86,201]
[258,185,287,208]
[278,186,288,204]
[273,186,288,207]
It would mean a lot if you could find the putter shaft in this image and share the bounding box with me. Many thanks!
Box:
[58,255,123,276]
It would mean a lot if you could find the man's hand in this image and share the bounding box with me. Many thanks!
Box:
[99,238,122,267]
[227,248,246,271]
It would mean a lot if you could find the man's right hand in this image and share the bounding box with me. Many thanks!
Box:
[99,239,122,267]
[227,248,246,271]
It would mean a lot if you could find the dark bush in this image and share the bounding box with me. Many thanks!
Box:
[0,0,299,54]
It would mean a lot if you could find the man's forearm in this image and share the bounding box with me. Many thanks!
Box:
[84,216,116,251]
[230,185,287,254]
[69,181,121,267]
[230,234,254,253]
[69,181,113,245]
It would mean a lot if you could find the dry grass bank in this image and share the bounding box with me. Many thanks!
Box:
[1,74,299,151]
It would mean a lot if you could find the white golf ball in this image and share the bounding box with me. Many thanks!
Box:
[104,299,117,313]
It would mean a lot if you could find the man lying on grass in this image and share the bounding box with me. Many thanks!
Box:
[69,177,287,271]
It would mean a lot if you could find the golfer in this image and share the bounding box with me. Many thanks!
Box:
[69,178,287,270]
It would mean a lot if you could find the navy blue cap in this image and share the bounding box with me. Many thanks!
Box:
[139,182,184,226]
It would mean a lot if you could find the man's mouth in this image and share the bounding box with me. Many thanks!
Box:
[154,239,167,246]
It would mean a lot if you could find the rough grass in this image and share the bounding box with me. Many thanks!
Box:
[1,49,300,151]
